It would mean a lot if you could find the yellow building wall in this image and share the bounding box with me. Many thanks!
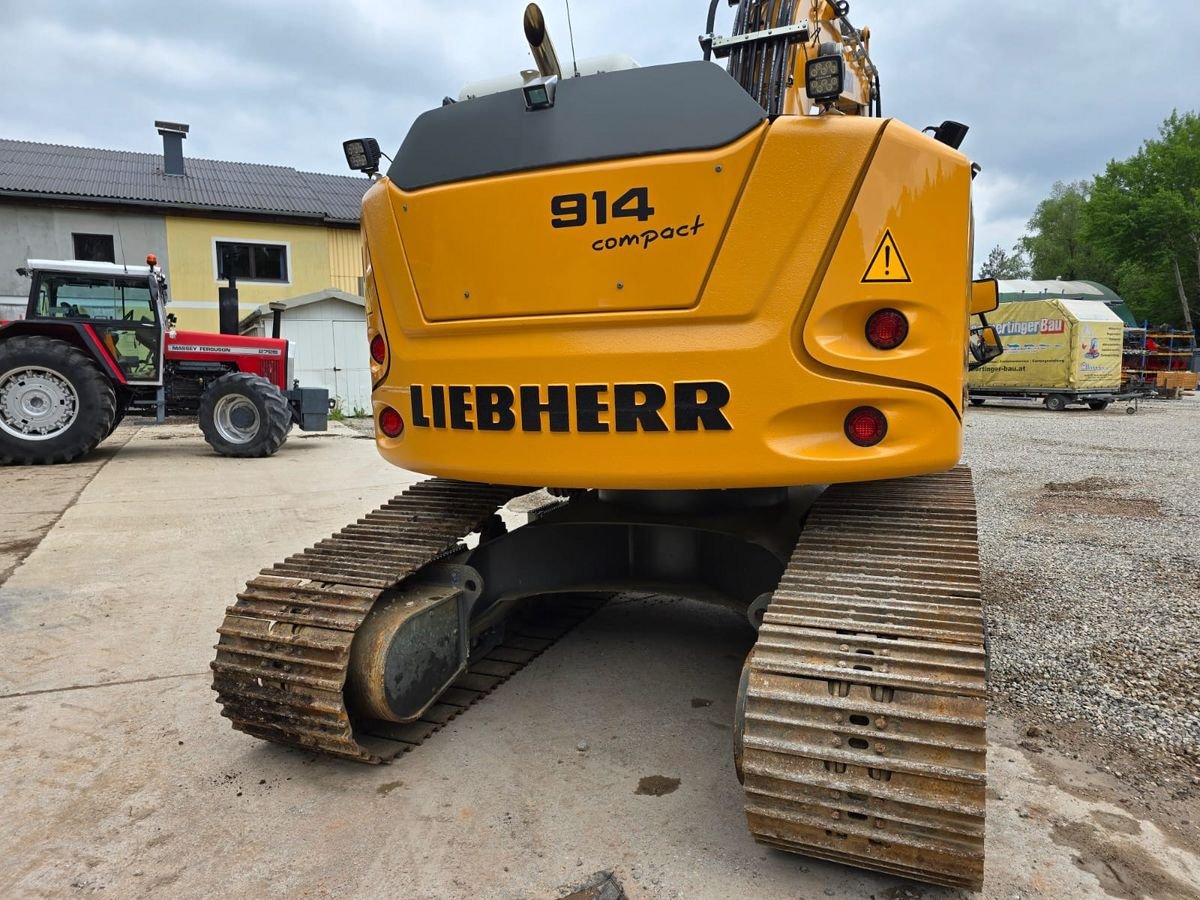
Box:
[327,227,363,295]
[163,217,362,331]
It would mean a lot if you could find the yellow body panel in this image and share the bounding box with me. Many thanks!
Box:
[397,127,765,320]
[363,116,974,490]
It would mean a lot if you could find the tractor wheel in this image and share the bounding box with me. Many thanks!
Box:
[1044,394,1068,412]
[969,398,986,407]
[105,398,130,438]
[0,335,117,465]
[1087,399,1110,411]
[198,372,291,458]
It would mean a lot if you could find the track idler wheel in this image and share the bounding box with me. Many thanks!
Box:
[346,569,482,723]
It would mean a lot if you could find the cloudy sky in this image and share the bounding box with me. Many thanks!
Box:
[2,0,1197,268]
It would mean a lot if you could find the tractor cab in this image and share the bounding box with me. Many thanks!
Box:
[23,257,167,385]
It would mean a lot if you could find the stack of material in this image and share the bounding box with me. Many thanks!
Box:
[1155,371,1199,393]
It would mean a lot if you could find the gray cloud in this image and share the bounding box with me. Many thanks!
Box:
[3,0,1197,268]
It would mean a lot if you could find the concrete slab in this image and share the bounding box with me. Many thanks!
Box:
[1,423,1197,899]
[0,433,129,592]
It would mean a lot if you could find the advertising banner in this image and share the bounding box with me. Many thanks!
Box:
[970,299,1123,391]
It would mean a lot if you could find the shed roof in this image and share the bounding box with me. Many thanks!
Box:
[0,138,368,225]
[239,289,365,328]
[998,278,1138,325]
[997,279,1122,302]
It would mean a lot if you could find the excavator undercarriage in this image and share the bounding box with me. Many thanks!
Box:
[214,468,984,889]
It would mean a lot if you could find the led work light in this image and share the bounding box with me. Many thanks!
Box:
[343,138,382,175]
[523,74,559,110]
[805,54,845,102]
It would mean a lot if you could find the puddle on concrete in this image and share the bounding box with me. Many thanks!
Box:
[690,697,713,708]
[635,776,680,797]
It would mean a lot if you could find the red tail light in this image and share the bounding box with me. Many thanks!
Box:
[844,406,887,446]
[379,407,404,437]
[865,308,909,350]
[370,334,386,364]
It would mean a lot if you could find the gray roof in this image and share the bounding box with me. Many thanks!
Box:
[0,138,368,225]
[239,289,365,328]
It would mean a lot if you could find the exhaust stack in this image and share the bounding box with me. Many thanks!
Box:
[523,3,562,79]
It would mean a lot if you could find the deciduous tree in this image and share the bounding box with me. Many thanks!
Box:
[1019,181,1111,283]
[977,244,1029,279]
[1086,111,1199,331]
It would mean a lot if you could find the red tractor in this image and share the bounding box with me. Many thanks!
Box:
[0,256,329,465]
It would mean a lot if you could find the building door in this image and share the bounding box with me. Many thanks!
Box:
[288,319,336,402]
[331,319,371,414]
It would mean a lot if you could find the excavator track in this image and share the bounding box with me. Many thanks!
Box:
[739,466,987,890]
[211,478,602,763]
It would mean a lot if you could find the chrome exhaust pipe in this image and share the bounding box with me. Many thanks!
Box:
[523,3,562,79]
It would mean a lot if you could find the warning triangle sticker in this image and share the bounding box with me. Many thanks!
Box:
[861,230,911,283]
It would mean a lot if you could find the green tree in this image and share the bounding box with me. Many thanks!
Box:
[1019,180,1112,282]
[1086,110,1200,331]
[977,244,1029,279]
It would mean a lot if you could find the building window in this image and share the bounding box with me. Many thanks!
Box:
[73,233,115,263]
[215,241,289,283]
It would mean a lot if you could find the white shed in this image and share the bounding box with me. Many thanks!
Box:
[240,289,371,414]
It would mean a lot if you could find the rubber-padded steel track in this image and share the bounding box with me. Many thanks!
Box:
[211,478,602,763]
[740,466,986,890]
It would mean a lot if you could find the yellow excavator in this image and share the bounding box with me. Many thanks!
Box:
[212,1,1004,889]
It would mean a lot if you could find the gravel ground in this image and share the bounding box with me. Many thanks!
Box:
[964,395,1200,768]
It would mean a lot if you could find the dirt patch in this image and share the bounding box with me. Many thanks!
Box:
[635,775,680,796]
[873,886,929,899]
[0,537,42,557]
[557,870,625,900]
[1036,495,1162,517]
[375,780,403,797]
[1051,820,1196,900]
[997,713,1200,856]
[1036,475,1162,518]
[1091,810,1142,835]
[690,697,713,708]
[1044,476,1125,493]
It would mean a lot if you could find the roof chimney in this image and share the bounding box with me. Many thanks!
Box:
[155,120,189,177]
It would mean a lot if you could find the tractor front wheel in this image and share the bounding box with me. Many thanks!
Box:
[198,373,291,458]
[0,335,117,465]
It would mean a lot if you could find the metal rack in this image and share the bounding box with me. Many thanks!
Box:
[1122,324,1197,391]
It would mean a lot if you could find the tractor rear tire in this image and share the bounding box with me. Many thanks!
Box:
[198,372,291,458]
[105,398,129,438]
[0,335,117,465]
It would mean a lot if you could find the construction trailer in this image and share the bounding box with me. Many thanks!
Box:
[969,298,1125,410]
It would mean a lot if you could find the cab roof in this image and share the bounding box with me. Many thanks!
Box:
[22,259,153,279]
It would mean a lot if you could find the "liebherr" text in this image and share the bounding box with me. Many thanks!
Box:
[409,381,732,433]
